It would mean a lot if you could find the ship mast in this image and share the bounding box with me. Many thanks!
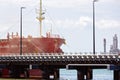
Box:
[37,0,45,37]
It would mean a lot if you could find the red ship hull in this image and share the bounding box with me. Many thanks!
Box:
[0,33,65,55]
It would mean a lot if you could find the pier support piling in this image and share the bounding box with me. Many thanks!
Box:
[77,69,84,80]
[114,70,120,80]
[77,67,93,80]
[86,67,93,80]
[53,69,59,80]
[41,66,59,80]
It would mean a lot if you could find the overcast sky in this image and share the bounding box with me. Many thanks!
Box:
[0,0,120,52]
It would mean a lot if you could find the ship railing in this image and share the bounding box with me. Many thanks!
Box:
[0,52,119,56]
[50,34,60,38]
[26,52,117,55]
[63,52,119,55]
[46,32,60,38]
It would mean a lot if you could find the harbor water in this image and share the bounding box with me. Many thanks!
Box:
[60,69,113,80]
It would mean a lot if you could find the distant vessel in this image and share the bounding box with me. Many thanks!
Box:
[0,0,65,55]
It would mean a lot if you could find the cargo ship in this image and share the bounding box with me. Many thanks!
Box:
[0,0,65,55]
[0,32,65,54]
[0,0,65,78]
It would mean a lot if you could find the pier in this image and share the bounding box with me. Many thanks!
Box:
[0,53,119,80]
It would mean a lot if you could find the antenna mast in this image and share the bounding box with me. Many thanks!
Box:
[37,0,45,37]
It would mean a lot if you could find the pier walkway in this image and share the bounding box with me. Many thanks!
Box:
[0,53,119,80]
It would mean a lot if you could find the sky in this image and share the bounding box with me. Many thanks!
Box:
[0,0,120,53]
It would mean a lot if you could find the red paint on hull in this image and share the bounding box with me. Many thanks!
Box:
[0,33,65,55]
